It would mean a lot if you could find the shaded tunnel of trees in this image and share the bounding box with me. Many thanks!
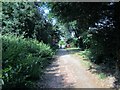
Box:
[1,2,120,89]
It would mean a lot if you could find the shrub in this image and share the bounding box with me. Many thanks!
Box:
[2,34,54,89]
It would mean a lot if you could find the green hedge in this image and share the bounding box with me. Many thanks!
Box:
[2,34,54,89]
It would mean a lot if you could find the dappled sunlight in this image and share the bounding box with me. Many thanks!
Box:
[37,55,75,88]
[60,54,71,58]
[2,2,120,89]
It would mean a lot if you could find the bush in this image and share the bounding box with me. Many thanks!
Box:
[2,34,54,89]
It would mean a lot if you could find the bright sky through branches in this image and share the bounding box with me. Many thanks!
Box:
[44,9,49,14]
[37,3,57,25]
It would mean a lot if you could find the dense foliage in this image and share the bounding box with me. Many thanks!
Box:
[2,2,60,45]
[2,2,56,89]
[49,2,120,67]
[2,34,53,89]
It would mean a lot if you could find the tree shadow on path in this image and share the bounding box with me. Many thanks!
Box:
[37,49,75,88]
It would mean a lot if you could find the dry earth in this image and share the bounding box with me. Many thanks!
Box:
[37,49,115,88]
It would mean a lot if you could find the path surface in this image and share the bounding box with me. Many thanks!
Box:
[37,49,111,88]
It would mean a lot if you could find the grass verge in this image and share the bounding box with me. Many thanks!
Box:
[74,50,107,80]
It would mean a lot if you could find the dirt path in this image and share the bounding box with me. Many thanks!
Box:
[37,49,113,88]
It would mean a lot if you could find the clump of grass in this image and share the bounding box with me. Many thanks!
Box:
[97,73,107,79]
[79,49,91,59]
[78,49,107,80]
[77,49,91,67]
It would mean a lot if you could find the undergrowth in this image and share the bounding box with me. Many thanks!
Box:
[2,34,54,89]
